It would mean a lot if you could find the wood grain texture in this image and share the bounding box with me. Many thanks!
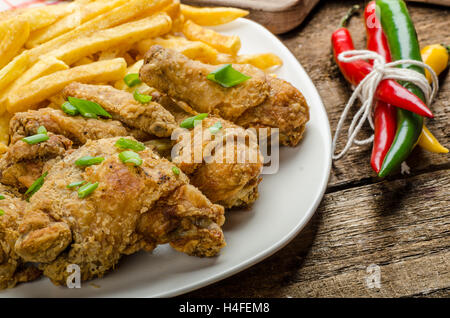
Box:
[181,0,320,34]
[406,0,450,6]
[186,0,450,298]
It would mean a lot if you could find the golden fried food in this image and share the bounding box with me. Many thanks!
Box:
[0,184,42,290]
[140,45,309,146]
[9,108,149,146]
[14,137,225,285]
[62,82,177,138]
[173,116,263,208]
[0,133,72,189]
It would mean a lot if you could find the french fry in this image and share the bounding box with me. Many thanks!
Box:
[0,6,172,92]
[236,53,283,70]
[6,58,127,113]
[171,13,185,33]
[0,52,30,95]
[48,94,67,108]
[214,53,234,64]
[0,112,12,150]
[0,56,69,107]
[137,36,219,64]
[72,56,94,67]
[114,59,146,92]
[182,19,241,55]
[26,0,128,48]
[21,3,76,34]
[0,18,30,69]
[180,4,248,26]
[98,47,123,61]
[51,13,172,65]
[145,0,180,20]
[0,8,28,22]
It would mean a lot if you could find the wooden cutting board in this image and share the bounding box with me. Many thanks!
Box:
[181,0,320,34]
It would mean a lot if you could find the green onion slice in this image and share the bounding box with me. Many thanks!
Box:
[77,182,99,198]
[119,150,143,166]
[67,181,86,189]
[133,89,152,104]
[25,171,48,200]
[115,138,145,152]
[124,73,142,87]
[61,101,79,116]
[180,113,208,129]
[67,97,112,119]
[207,64,251,88]
[172,166,180,175]
[37,126,47,135]
[22,133,49,145]
[0,209,4,216]
[209,121,222,134]
[75,156,104,167]
[0,194,5,200]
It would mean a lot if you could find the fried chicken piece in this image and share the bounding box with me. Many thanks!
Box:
[62,82,177,138]
[9,108,149,145]
[140,45,310,146]
[173,116,263,208]
[150,92,263,208]
[14,137,225,285]
[0,184,41,289]
[0,133,72,189]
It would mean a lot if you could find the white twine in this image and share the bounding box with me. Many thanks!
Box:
[332,50,439,160]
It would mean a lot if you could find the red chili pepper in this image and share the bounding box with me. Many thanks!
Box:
[331,24,433,118]
[364,1,397,173]
[365,2,392,64]
[371,100,396,172]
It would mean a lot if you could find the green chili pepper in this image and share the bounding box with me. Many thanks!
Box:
[376,0,425,177]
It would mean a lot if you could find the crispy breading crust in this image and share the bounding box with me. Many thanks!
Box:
[140,45,309,146]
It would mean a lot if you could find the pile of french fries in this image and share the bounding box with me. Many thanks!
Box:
[0,0,283,152]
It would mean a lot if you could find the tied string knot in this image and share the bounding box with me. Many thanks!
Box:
[331,50,439,160]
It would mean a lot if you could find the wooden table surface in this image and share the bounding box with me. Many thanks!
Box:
[186,0,450,298]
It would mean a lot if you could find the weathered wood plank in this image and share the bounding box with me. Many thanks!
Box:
[186,169,450,297]
[279,1,449,188]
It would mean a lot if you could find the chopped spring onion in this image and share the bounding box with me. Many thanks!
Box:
[67,97,112,119]
[75,156,105,167]
[172,166,180,175]
[77,182,99,198]
[207,64,251,88]
[133,89,152,104]
[37,126,47,135]
[61,101,79,116]
[22,133,49,145]
[119,150,143,166]
[209,121,222,134]
[67,181,86,189]
[180,113,208,129]
[115,138,145,152]
[25,172,48,201]
[0,209,4,216]
[0,194,5,200]
[124,73,142,87]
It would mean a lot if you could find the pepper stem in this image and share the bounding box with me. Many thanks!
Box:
[441,43,450,55]
[340,4,360,28]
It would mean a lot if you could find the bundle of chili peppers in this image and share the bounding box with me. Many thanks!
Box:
[331,0,448,177]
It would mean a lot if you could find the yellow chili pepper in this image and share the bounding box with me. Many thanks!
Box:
[421,44,449,83]
[417,44,449,154]
[419,126,448,153]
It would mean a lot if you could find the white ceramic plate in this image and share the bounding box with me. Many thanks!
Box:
[0,18,331,298]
